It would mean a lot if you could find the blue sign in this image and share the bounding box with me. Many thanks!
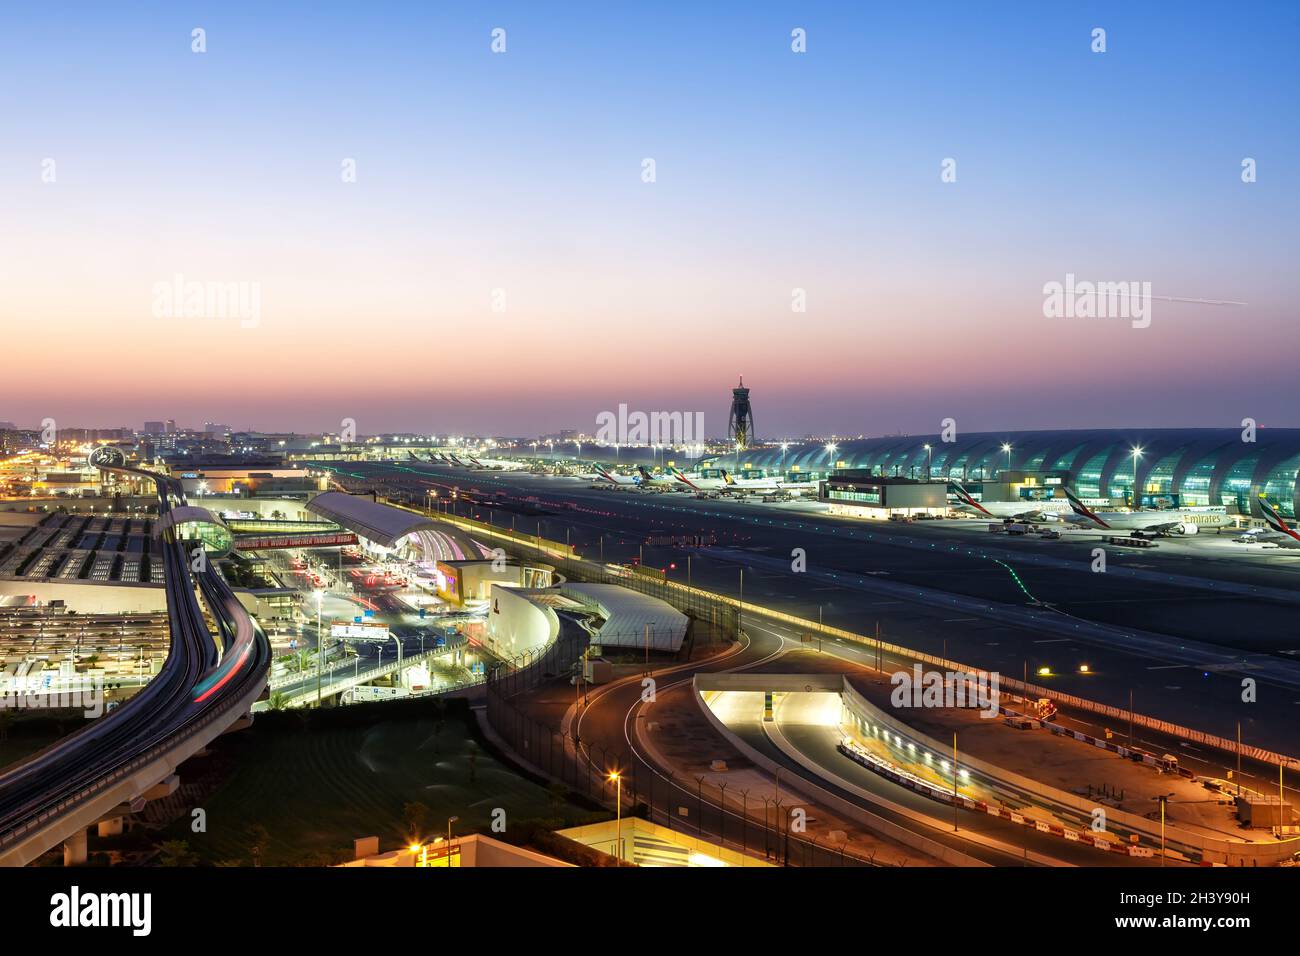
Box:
[363,609,374,618]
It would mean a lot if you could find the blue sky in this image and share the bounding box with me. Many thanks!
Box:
[0,2,1296,436]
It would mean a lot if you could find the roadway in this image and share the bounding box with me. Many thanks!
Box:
[567,604,1185,866]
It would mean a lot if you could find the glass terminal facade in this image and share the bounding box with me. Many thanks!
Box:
[707,429,1300,517]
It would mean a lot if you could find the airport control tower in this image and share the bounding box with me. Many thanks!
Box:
[727,376,755,450]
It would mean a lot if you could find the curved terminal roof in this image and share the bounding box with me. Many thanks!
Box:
[153,505,234,555]
[153,506,229,537]
[306,491,485,557]
[710,428,1300,517]
[560,582,688,652]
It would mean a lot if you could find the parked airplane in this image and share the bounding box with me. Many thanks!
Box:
[1062,488,1232,534]
[667,466,728,492]
[720,470,811,496]
[948,482,1072,521]
[594,466,639,486]
[635,466,678,489]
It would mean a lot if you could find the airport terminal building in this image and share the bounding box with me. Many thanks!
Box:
[714,428,1300,517]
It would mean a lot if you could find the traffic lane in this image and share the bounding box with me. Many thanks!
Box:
[569,626,814,847]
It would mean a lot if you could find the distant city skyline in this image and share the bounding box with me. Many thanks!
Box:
[2,2,1297,436]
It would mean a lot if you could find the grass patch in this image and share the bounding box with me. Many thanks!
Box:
[0,710,84,768]
[163,699,605,866]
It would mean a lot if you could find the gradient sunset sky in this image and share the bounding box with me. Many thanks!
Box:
[1,1,1296,437]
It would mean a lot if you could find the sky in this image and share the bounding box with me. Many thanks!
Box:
[0,1,1297,438]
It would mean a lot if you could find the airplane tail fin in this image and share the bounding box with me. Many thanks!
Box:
[1063,487,1108,528]
[636,465,655,481]
[670,467,699,490]
[721,470,735,485]
[1258,494,1300,540]
[948,481,991,516]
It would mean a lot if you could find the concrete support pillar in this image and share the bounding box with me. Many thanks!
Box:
[97,816,124,838]
[63,828,88,866]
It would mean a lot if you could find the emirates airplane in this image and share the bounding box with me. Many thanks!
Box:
[719,470,813,496]
[593,466,639,486]
[948,482,1072,521]
[667,466,727,491]
[1062,488,1233,534]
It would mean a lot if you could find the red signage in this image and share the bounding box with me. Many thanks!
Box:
[235,532,358,550]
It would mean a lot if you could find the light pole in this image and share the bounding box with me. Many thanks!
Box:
[952,731,959,832]
[608,772,622,861]
[1001,443,1012,476]
[1154,793,1173,866]
[780,442,789,481]
[825,442,837,479]
[924,443,932,480]
[738,568,744,637]
[1130,446,1144,509]
[447,815,459,860]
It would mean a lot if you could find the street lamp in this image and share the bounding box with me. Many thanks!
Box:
[1130,446,1144,509]
[608,771,622,861]
[923,443,932,480]
[825,442,838,477]
[1001,443,1012,474]
[780,442,789,480]
[1153,793,1174,866]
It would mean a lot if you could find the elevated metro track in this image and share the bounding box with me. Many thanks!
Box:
[0,465,270,867]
